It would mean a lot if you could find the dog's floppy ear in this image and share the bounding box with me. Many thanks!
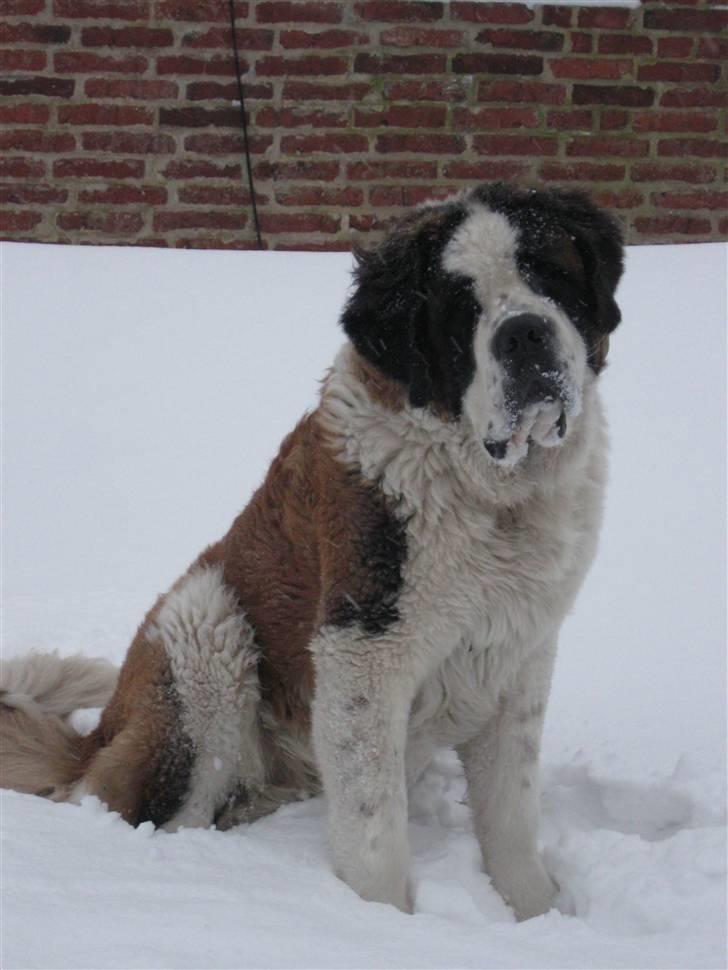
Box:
[341,207,464,408]
[560,193,625,373]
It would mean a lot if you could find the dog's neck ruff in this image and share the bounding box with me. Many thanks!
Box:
[319,343,602,516]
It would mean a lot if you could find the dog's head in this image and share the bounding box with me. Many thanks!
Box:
[341,184,624,467]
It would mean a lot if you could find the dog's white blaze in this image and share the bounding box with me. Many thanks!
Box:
[151,565,264,829]
[443,204,588,455]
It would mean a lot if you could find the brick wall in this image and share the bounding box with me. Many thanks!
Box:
[1,0,725,250]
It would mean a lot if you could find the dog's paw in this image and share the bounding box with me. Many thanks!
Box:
[491,854,559,921]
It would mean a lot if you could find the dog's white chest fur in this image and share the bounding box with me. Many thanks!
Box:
[323,344,607,751]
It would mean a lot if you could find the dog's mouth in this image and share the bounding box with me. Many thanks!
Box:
[484,399,570,468]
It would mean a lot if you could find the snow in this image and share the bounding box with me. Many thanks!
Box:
[1,238,726,969]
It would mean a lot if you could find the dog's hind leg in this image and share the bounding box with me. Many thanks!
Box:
[79,564,264,829]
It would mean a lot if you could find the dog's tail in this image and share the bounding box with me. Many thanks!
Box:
[0,652,118,797]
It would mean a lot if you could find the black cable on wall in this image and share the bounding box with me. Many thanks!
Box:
[228,0,264,250]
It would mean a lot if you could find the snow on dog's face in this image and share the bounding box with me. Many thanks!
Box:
[342,184,624,468]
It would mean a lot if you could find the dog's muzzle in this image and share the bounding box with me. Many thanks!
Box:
[484,314,569,463]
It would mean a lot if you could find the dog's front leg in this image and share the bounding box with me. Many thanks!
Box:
[458,638,558,921]
[312,635,414,913]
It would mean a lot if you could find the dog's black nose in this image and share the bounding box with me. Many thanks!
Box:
[493,314,562,411]
[492,314,555,367]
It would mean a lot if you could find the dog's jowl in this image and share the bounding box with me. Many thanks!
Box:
[1,184,624,920]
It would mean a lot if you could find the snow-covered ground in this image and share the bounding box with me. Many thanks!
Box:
[1,238,726,969]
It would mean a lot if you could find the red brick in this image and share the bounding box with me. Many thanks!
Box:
[0,0,44,12]
[473,134,558,156]
[163,160,243,180]
[541,7,571,28]
[258,212,340,233]
[567,136,648,159]
[718,218,728,236]
[540,161,626,182]
[578,8,633,29]
[599,110,629,131]
[153,210,249,232]
[54,157,144,179]
[281,81,371,101]
[78,185,167,205]
[0,157,45,179]
[652,190,728,211]
[385,78,470,102]
[638,62,720,83]
[257,54,348,76]
[453,53,543,75]
[598,34,652,55]
[0,210,42,232]
[657,37,694,58]
[0,23,70,43]
[451,3,533,25]
[253,159,340,180]
[155,0,244,22]
[178,185,254,206]
[570,33,592,54]
[187,81,273,101]
[660,87,726,108]
[0,130,74,152]
[354,105,447,128]
[478,79,565,104]
[634,215,711,235]
[160,106,240,128]
[370,184,456,207]
[81,26,174,48]
[380,26,463,48]
[81,131,176,153]
[58,104,153,125]
[633,110,717,134]
[354,1,443,22]
[280,29,368,49]
[0,75,73,98]
[475,29,563,52]
[573,84,654,107]
[54,0,150,17]
[180,27,273,51]
[658,138,727,159]
[274,241,351,252]
[355,52,447,74]
[0,183,67,204]
[442,159,531,181]
[175,238,261,251]
[281,132,368,154]
[453,106,539,130]
[631,162,717,185]
[256,105,348,129]
[184,132,273,154]
[550,58,632,81]
[255,2,343,24]
[697,37,728,60]
[0,103,49,124]
[376,132,465,154]
[643,9,728,32]
[156,55,239,76]
[350,213,395,232]
[0,50,46,71]
[346,159,437,180]
[591,188,643,209]
[58,211,144,234]
[546,109,592,131]
[274,185,363,206]
[55,51,148,73]
[85,78,179,100]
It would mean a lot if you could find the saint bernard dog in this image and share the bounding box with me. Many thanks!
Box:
[1,183,624,920]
